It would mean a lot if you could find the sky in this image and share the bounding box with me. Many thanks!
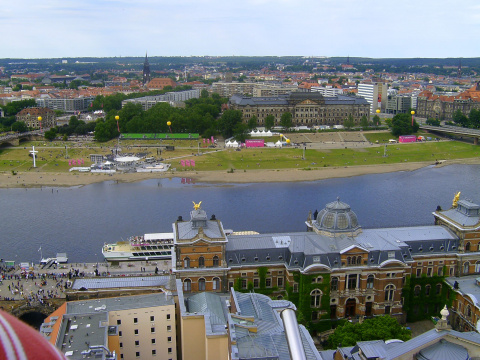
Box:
[2,0,479,59]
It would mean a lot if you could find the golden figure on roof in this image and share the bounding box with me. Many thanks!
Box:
[452,192,461,208]
[193,201,202,210]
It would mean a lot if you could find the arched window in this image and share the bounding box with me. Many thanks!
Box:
[331,277,339,291]
[213,277,220,291]
[347,257,351,265]
[425,285,431,296]
[466,305,472,318]
[198,278,206,291]
[436,283,442,295]
[366,275,374,289]
[357,256,362,265]
[465,242,471,251]
[385,284,395,301]
[310,289,322,307]
[414,285,421,296]
[198,256,205,268]
[213,255,219,267]
[476,261,480,273]
[184,257,190,269]
[464,262,470,274]
[183,279,191,292]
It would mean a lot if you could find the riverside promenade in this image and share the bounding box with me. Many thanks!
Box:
[0,260,171,302]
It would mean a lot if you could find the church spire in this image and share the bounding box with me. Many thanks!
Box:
[143,52,151,86]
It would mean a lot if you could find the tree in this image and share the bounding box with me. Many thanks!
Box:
[372,114,381,127]
[469,108,480,129]
[426,118,441,126]
[280,112,293,130]
[390,113,419,136]
[360,115,369,130]
[343,114,355,130]
[233,122,249,143]
[44,128,57,141]
[247,116,258,130]
[11,121,27,132]
[200,89,209,98]
[452,109,469,127]
[265,115,275,130]
[328,315,411,349]
[218,109,243,138]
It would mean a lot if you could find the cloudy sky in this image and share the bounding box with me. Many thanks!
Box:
[2,0,479,59]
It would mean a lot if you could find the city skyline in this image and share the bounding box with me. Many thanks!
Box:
[2,0,480,59]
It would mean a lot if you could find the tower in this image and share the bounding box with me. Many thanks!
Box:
[458,58,462,78]
[142,52,151,85]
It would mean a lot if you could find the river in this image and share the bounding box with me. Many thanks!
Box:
[1,164,478,263]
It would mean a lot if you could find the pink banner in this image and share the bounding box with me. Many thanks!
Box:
[203,138,205,144]
[180,160,185,167]
[211,136,214,143]
[191,160,195,167]
[68,160,71,166]
[185,160,190,167]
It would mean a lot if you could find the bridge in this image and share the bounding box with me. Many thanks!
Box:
[419,124,480,145]
[0,130,44,146]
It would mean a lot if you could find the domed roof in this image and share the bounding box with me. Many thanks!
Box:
[315,198,361,235]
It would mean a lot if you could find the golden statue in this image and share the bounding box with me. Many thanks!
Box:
[193,201,202,210]
[452,192,461,208]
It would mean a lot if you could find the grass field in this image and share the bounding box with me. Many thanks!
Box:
[0,135,479,174]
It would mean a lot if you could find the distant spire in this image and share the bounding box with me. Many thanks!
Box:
[143,52,151,86]
[347,55,350,65]
[457,58,462,78]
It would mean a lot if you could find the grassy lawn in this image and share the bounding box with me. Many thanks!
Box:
[0,136,478,173]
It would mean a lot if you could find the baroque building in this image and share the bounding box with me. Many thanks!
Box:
[416,81,480,120]
[228,92,370,127]
[16,107,56,129]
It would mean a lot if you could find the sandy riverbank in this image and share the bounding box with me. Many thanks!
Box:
[2,158,478,188]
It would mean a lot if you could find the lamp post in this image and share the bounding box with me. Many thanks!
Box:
[411,110,415,127]
[38,116,42,133]
[375,108,381,128]
[115,115,120,155]
[167,121,172,133]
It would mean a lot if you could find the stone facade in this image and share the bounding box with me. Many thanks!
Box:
[229,92,370,127]
[16,107,56,129]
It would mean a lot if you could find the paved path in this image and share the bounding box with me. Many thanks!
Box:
[0,260,172,302]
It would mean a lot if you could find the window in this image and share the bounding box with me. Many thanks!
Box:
[253,278,259,288]
[184,257,190,268]
[150,316,155,322]
[151,339,156,344]
[357,256,362,265]
[385,285,395,301]
[134,318,138,324]
[166,313,171,320]
[310,289,322,307]
[266,278,272,287]
[331,277,339,291]
[135,340,140,346]
[464,262,470,274]
[120,342,123,348]
[183,279,191,292]
[198,256,205,267]
[438,267,443,276]
[466,242,471,251]
[293,283,299,293]
[425,285,431,296]
[278,277,284,287]
[427,268,433,276]
[414,285,421,296]
[416,268,422,277]
[450,267,455,276]
[136,352,140,358]
[198,278,206,291]
[167,325,171,331]
[347,274,357,290]
[168,348,172,354]
[241,279,247,289]
[436,283,442,295]
[467,305,472,318]
[119,331,122,337]
[151,327,155,333]
[366,275,374,289]
[117,319,121,325]
[134,329,139,335]
[168,337,172,342]
[476,261,480,273]
[152,350,156,356]
[213,255,219,267]
[213,277,220,290]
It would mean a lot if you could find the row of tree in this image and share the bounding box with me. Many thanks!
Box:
[452,108,480,129]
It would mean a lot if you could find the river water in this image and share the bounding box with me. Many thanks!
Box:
[1,164,478,263]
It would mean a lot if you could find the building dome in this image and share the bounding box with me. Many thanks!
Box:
[314,198,361,236]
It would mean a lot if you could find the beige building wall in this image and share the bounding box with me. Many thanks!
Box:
[206,336,229,360]
[109,304,176,360]
[180,316,206,360]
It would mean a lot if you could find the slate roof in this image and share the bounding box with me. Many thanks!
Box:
[226,226,458,270]
[435,199,480,229]
[72,276,175,290]
[229,93,368,107]
[175,209,226,241]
